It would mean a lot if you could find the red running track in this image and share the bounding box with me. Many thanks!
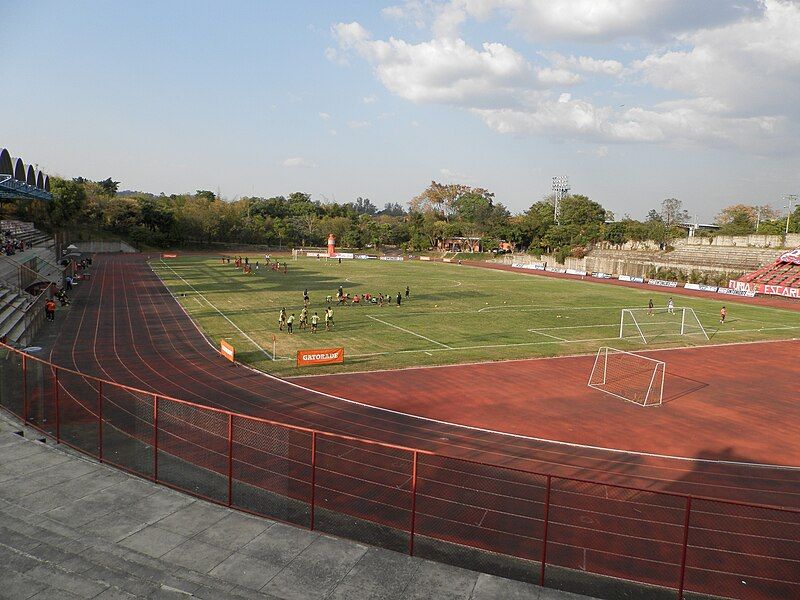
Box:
[50,254,800,508]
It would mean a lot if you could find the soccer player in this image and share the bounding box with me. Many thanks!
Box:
[405,286,410,298]
[286,313,295,334]
[720,306,727,324]
[396,292,402,307]
[667,298,675,315]
[278,308,286,331]
[325,307,334,331]
[311,312,319,333]
[647,298,654,316]
[299,307,308,330]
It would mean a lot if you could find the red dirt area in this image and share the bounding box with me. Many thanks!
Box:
[293,339,800,467]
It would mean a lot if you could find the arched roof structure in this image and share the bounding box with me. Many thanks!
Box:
[0,147,52,200]
[13,158,25,182]
[0,149,12,176]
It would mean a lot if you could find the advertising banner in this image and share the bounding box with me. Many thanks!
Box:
[647,279,679,288]
[297,347,344,367]
[220,339,235,362]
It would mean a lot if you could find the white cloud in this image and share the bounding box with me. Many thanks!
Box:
[332,23,562,107]
[324,46,349,66]
[442,0,764,42]
[331,2,799,152]
[282,157,317,168]
[541,51,624,77]
[318,112,331,120]
[347,120,371,129]
[363,94,377,104]
[634,0,800,116]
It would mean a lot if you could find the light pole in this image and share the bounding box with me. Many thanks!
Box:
[551,176,570,224]
[785,194,798,235]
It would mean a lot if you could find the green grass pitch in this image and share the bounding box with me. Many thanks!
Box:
[151,255,800,377]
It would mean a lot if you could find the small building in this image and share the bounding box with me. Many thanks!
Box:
[438,236,482,253]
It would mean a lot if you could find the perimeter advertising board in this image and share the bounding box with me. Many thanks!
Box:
[297,347,344,367]
[220,339,235,362]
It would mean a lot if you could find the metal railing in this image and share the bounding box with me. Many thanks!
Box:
[1,343,798,600]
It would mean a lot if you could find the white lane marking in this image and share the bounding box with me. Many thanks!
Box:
[530,330,568,342]
[158,260,273,360]
[368,315,453,349]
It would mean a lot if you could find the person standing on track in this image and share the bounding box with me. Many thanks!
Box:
[45,298,56,322]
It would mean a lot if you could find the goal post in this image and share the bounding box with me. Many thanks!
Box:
[619,307,708,344]
[588,347,665,407]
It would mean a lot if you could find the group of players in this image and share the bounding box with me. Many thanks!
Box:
[277,284,411,334]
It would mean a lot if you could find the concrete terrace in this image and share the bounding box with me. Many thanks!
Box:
[0,414,592,600]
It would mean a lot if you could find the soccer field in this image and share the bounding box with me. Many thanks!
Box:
[152,255,800,377]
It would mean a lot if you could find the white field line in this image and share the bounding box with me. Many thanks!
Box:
[158,260,274,360]
[530,330,568,342]
[367,315,453,349]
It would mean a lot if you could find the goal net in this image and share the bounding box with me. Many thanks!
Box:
[619,307,708,344]
[588,347,665,407]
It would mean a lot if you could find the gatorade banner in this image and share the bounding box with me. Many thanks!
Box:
[297,347,344,367]
[220,339,235,362]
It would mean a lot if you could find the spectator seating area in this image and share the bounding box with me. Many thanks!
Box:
[737,251,800,288]
[0,220,65,346]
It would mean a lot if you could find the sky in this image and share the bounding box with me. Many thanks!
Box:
[2,0,800,221]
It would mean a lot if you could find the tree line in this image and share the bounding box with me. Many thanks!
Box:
[13,176,800,257]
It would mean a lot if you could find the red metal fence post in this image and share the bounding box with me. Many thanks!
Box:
[408,451,419,556]
[310,431,317,530]
[53,368,60,443]
[153,395,159,482]
[21,354,27,424]
[97,381,103,461]
[227,413,233,507]
[540,475,552,587]
[677,496,692,599]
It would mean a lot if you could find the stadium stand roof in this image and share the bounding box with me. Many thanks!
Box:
[0,146,52,201]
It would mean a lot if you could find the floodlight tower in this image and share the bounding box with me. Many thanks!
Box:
[551,175,570,224]
[785,194,798,235]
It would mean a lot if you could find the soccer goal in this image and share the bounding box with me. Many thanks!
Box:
[619,307,708,344]
[588,347,665,406]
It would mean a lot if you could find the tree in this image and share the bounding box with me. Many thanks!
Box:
[410,181,492,221]
[195,190,216,202]
[715,204,757,235]
[48,177,86,226]
[379,202,406,216]
[660,198,690,228]
[97,177,120,197]
[353,197,377,215]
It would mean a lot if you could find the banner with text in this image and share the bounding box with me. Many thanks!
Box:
[220,339,235,362]
[297,347,345,367]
